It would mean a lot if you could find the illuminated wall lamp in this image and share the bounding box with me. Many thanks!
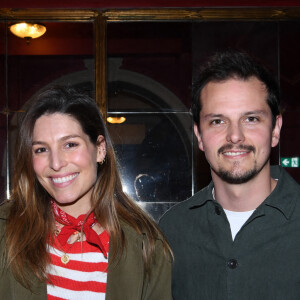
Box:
[107,116,126,124]
[10,22,46,44]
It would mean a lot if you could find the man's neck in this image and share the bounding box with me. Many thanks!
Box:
[212,166,277,212]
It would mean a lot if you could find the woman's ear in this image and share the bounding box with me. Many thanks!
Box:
[96,135,106,163]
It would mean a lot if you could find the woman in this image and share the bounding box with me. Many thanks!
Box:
[0,86,172,299]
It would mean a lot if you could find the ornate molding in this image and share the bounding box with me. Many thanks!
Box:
[2,8,300,22]
[0,9,98,21]
[103,8,300,21]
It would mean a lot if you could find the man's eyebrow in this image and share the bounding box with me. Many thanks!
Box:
[244,110,268,116]
[203,113,224,120]
[32,135,81,146]
[202,110,268,120]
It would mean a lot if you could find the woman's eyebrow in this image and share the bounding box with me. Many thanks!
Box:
[32,135,81,146]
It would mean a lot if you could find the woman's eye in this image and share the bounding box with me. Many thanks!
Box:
[34,147,47,154]
[65,142,78,148]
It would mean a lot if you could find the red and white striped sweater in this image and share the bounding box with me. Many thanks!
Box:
[47,230,109,300]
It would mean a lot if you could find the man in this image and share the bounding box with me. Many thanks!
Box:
[159,51,300,299]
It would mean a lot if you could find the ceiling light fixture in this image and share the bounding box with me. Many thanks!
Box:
[10,22,46,44]
[107,116,126,124]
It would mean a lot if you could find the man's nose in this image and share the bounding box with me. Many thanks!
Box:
[226,123,245,144]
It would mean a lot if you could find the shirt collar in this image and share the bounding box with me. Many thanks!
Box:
[188,165,300,220]
[264,165,300,219]
[188,181,215,210]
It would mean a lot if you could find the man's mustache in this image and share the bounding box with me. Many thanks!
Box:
[218,144,255,155]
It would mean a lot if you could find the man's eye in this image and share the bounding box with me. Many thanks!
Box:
[211,119,224,125]
[246,116,259,123]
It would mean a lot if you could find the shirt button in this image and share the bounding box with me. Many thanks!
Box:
[215,206,221,215]
[227,259,238,269]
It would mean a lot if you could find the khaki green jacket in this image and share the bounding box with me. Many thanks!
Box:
[0,202,172,300]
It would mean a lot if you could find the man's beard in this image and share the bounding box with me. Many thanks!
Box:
[211,143,266,184]
[212,162,259,184]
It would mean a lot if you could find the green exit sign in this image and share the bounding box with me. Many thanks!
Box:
[281,157,299,168]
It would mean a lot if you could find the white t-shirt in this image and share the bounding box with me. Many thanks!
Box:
[212,188,255,240]
[223,209,255,240]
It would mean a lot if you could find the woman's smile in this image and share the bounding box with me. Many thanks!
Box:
[50,172,79,185]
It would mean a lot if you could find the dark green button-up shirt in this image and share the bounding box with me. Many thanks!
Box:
[160,166,300,300]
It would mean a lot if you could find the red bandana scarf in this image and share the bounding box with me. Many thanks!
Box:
[51,200,108,258]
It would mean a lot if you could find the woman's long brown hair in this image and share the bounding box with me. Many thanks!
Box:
[3,86,172,288]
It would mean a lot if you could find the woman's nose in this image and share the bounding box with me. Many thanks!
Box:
[49,150,67,171]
